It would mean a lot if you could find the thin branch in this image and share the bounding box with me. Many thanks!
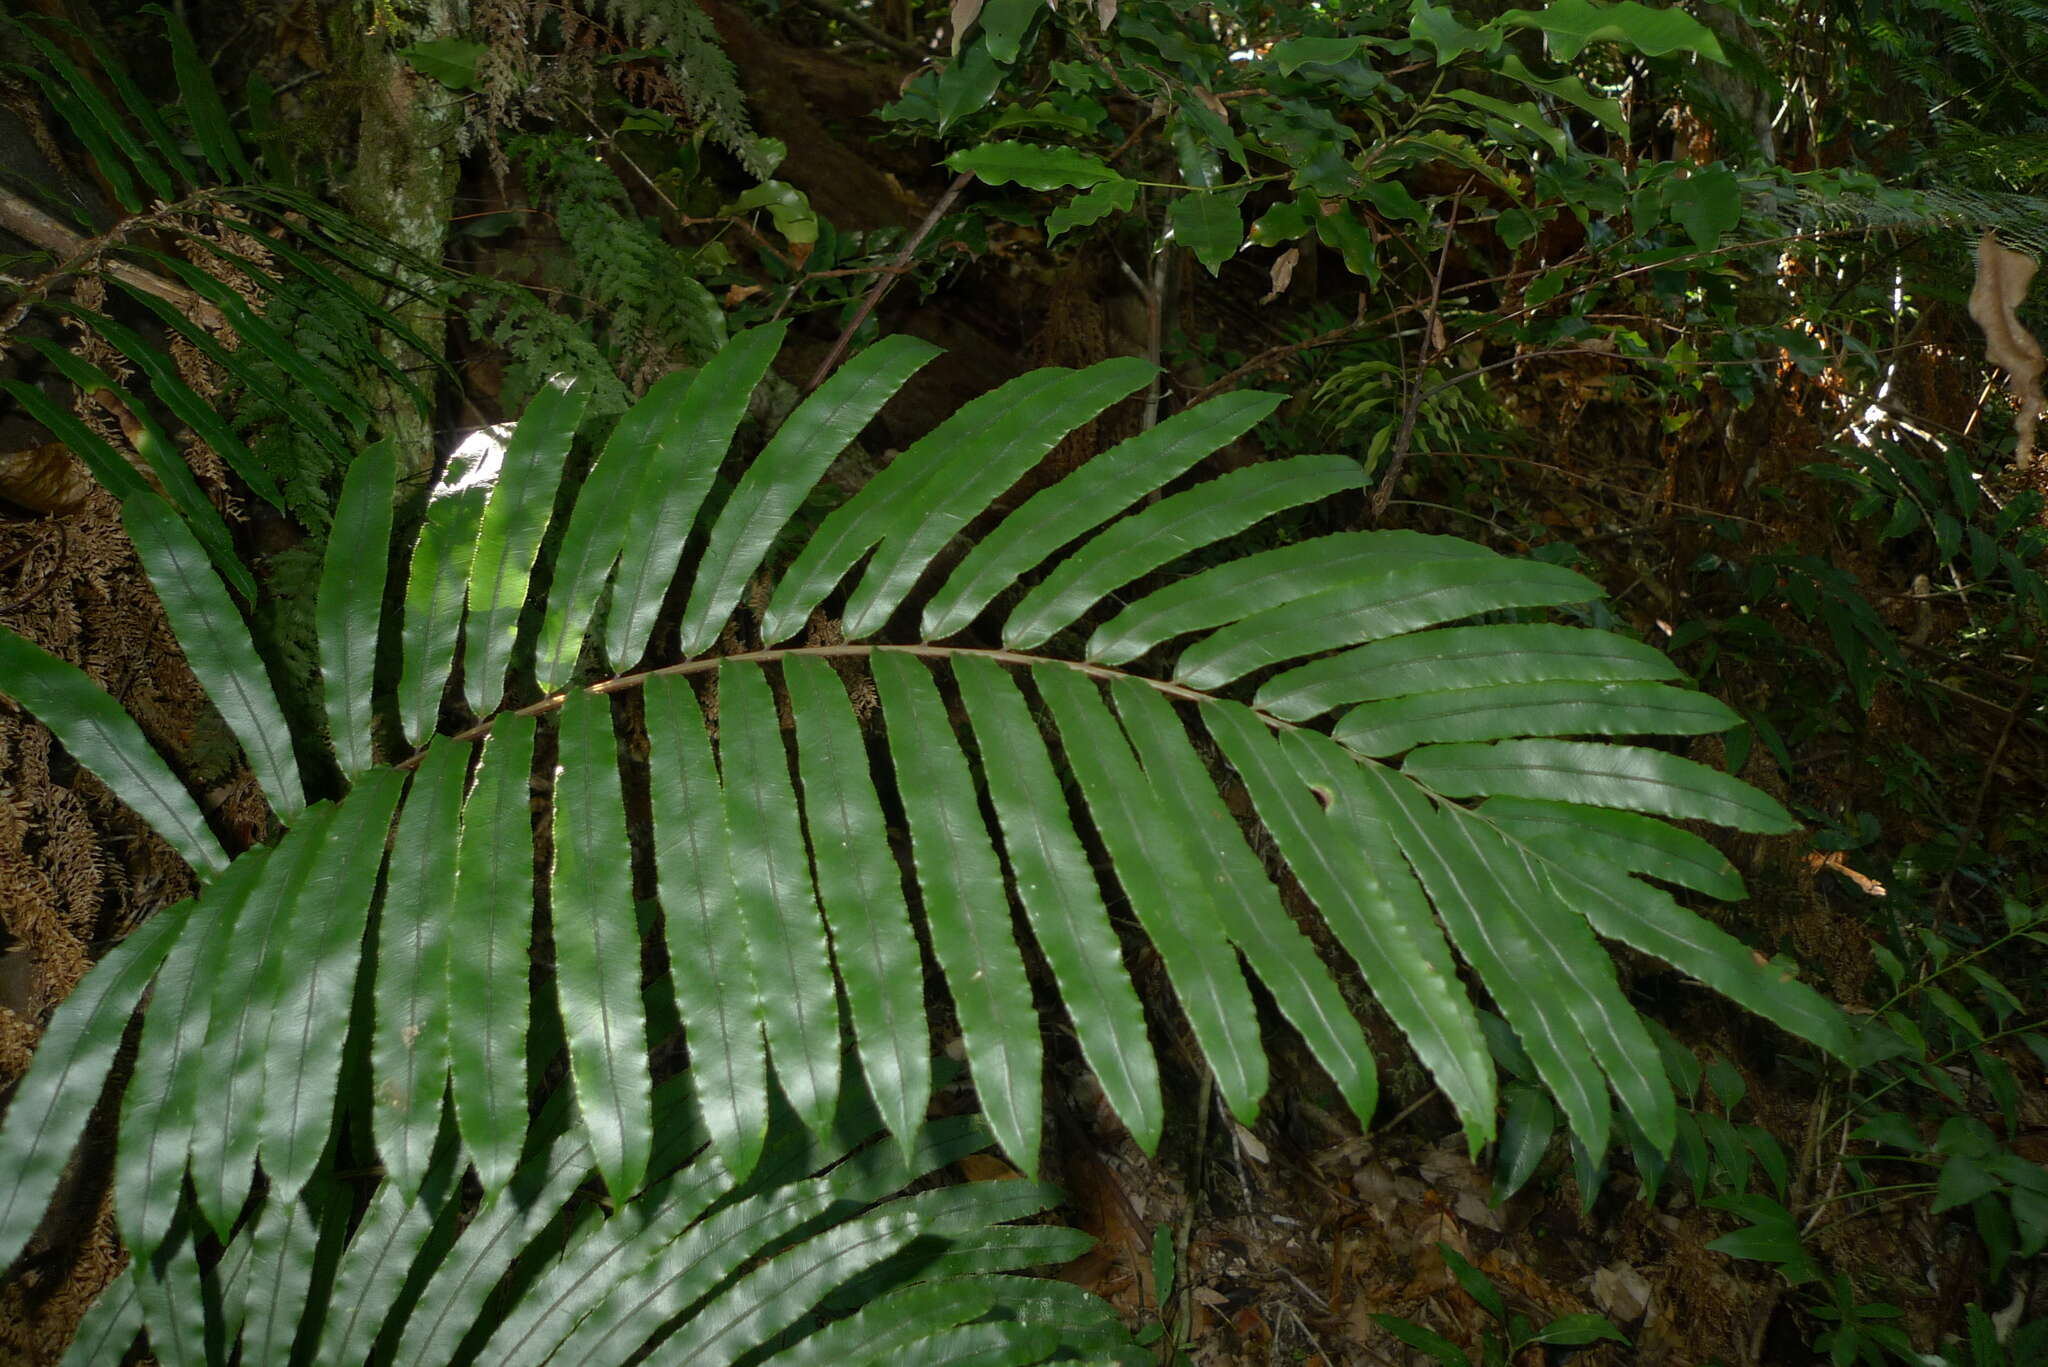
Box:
[1188,293,1373,403]
[1933,637,2045,925]
[1372,188,1465,523]
[789,0,927,62]
[804,169,973,393]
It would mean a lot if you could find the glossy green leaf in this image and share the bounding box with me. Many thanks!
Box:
[83,31,179,174]
[260,771,404,1192]
[311,1168,458,1367]
[318,442,396,776]
[1536,1313,1629,1347]
[925,390,1286,639]
[138,253,369,430]
[1494,1082,1556,1202]
[1544,857,1853,1058]
[1112,679,1377,1126]
[1259,622,1681,721]
[645,674,769,1179]
[113,283,348,490]
[655,1202,925,1363]
[200,226,437,416]
[545,1183,841,1365]
[679,334,939,654]
[464,376,591,711]
[1004,453,1365,650]
[372,738,468,1196]
[1374,1312,1470,1365]
[1035,665,1267,1127]
[448,712,538,1192]
[534,371,693,688]
[190,807,337,1235]
[1405,739,1797,834]
[843,359,1153,637]
[1663,164,1743,249]
[1221,720,1494,1151]
[125,491,305,817]
[720,661,843,1139]
[1467,811,1675,1155]
[1267,34,1379,71]
[131,1222,213,1367]
[1482,796,1746,900]
[1176,557,1601,691]
[947,140,1123,190]
[1499,53,1625,132]
[1170,189,1245,274]
[762,1278,1000,1366]
[1088,529,1494,666]
[608,323,786,667]
[0,627,224,876]
[13,57,139,208]
[0,899,190,1269]
[399,477,487,748]
[116,852,267,1265]
[238,1182,344,1367]
[1356,765,1612,1164]
[471,1086,714,1367]
[952,654,1163,1155]
[76,308,282,507]
[1495,0,1727,61]
[551,688,653,1198]
[761,369,1070,641]
[874,650,1044,1171]
[149,2,251,179]
[1046,178,1138,241]
[1334,679,1737,754]
[725,180,818,244]
[401,36,487,88]
[393,1110,593,1367]
[20,336,251,598]
[784,656,931,1153]
[1444,89,1567,157]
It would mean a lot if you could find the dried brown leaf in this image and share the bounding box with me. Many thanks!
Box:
[1261,246,1299,305]
[1967,232,2045,468]
[0,443,94,516]
[949,0,984,53]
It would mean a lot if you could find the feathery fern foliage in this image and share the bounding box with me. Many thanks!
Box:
[0,8,440,545]
[0,321,1857,1356]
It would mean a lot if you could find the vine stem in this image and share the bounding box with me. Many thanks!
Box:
[406,642,1300,766]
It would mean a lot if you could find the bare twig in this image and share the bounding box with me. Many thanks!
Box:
[804,169,973,393]
[789,0,927,61]
[1372,188,1466,522]
[1933,637,2045,926]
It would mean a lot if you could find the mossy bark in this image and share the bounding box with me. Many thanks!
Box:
[331,0,471,484]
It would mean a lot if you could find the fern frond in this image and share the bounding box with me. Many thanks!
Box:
[1769,181,2048,261]
[1,323,1859,1360]
[587,0,763,173]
